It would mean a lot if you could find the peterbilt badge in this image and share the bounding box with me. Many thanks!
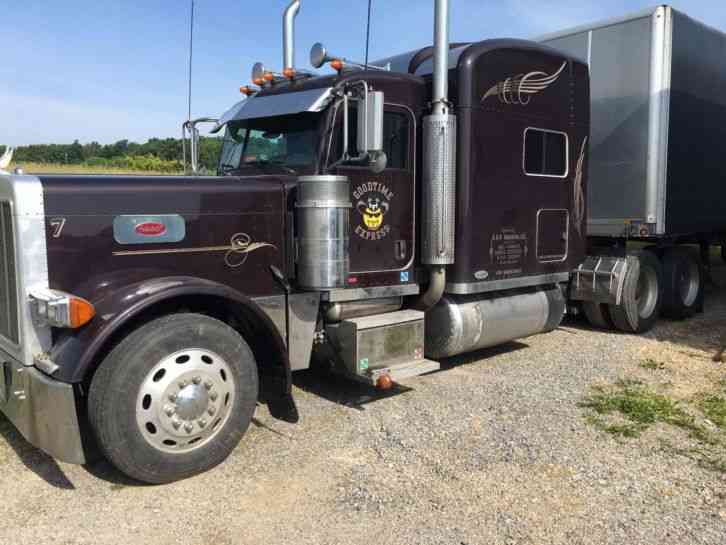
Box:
[134,222,167,237]
[113,214,186,245]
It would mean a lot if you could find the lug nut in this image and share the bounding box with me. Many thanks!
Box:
[164,405,175,417]
[208,406,216,416]
[168,393,177,402]
[192,376,202,385]
[184,423,194,433]
[198,419,207,428]
[204,381,213,390]
[172,417,181,430]
[179,380,188,388]
[210,392,218,402]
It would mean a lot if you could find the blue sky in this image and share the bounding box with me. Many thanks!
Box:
[2,0,725,145]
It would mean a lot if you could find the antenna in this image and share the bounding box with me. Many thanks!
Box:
[364,0,372,69]
[187,0,195,122]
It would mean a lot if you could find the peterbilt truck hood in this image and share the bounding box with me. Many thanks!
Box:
[38,174,291,302]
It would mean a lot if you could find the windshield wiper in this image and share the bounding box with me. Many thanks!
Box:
[268,160,298,174]
[219,163,239,173]
[243,159,297,175]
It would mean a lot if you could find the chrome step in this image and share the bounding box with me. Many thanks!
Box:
[366,358,440,385]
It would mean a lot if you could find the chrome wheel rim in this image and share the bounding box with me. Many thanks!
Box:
[636,265,658,319]
[678,259,700,307]
[136,349,235,454]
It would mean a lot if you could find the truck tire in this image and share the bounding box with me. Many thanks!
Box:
[88,313,258,484]
[608,250,662,334]
[661,247,704,319]
[582,302,614,330]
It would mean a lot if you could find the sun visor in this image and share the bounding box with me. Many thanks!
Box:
[211,87,335,133]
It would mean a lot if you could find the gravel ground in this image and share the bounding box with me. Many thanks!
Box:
[1,268,726,545]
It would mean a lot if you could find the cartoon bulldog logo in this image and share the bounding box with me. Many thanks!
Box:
[352,181,394,241]
[358,196,389,231]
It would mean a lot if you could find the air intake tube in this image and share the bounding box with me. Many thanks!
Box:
[416,0,456,310]
[283,0,301,71]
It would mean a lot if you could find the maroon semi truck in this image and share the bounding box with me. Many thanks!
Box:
[0,0,699,483]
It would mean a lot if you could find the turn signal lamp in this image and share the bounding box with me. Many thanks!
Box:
[263,72,275,82]
[239,86,255,96]
[330,59,344,72]
[283,67,296,79]
[29,288,96,329]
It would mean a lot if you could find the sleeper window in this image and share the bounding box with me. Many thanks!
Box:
[524,128,568,177]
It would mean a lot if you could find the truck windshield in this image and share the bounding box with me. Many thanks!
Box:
[218,113,318,175]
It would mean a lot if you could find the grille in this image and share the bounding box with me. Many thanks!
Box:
[0,201,19,344]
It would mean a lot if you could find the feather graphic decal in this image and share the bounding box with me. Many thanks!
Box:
[112,231,276,269]
[481,61,567,106]
[224,232,276,268]
[573,137,588,236]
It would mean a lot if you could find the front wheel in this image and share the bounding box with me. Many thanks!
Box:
[88,313,258,484]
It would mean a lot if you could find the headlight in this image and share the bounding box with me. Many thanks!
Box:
[29,288,95,329]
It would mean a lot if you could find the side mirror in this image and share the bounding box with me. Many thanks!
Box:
[368,151,387,174]
[330,85,386,173]
[357,91,384,158]
[310,43,328,69]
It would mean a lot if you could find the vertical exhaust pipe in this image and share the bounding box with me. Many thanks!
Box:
[432,0,451,117]
[417,0,456,310]
[283,0,301,71]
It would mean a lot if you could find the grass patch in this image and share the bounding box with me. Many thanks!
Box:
[580,379,687,437]
[639,358,665,370]
[700,395,726,429]
[581,378,726,472]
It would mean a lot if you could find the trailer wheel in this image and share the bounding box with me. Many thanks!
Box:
[608,250,662,334]
[661,247,704,319]
[582,302,614,330]
[88,313,258,484]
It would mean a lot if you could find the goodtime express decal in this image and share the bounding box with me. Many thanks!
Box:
[353,181,394,241]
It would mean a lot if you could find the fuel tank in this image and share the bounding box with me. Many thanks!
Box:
[295,175,351,289]
[425,285,565,358]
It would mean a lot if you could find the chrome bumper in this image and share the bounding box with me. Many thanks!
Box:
[0,353,85,464]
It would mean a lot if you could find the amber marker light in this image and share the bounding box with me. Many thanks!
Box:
[252,77,264,86]
[239,86,254,96]
[68,297,96,328]
[283,67,296,79]
[330,59,344,72]
[263,72,275,82]
[376,374,394,391]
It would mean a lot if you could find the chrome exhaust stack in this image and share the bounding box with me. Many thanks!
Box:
[283,0,301,72]
[417,0,456,310]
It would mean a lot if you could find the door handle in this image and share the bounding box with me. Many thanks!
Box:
[395,240,407,261]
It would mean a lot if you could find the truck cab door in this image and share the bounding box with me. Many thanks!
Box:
[328,103,416,284]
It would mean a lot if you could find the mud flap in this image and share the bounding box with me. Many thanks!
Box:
[267,395,299,423]
[259,362,299,423]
